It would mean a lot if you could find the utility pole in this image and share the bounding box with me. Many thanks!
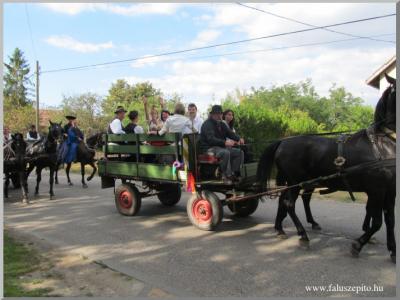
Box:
[35,60,40,130]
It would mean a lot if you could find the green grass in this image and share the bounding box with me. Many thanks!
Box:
[314,191,368,203]
[4,233,53,297]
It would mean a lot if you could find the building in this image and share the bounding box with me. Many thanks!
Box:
[366,55,396,94]
[38,109,63,132]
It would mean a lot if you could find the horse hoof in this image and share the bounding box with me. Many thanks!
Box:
[312,224,322,231]
[68,182,73,186]
[368,237,378,244]
[276,231,288,239]
[390,253,396,264]
[82,184,88,189]
[351,241,361,257]
[87,177,93,182]
[50,195,55,200]
[299,236,310,247]
[22,198,29,204]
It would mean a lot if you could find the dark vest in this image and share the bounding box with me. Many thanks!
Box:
[124,123,137,134]
[28,130,38,139]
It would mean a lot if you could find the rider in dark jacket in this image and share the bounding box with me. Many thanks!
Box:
[199,105,244,183]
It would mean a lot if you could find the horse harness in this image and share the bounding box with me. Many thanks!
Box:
[332,126,396,201]
[366,126,396,161]
[334,134,356,201]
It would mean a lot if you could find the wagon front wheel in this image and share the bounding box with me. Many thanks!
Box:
[227,198,259,217]
[157,184,181,206]
[115,183,141,216]
[187,190,223,231]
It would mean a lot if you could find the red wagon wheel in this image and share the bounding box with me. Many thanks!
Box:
[115,183,141,216]
[187,190,223,231]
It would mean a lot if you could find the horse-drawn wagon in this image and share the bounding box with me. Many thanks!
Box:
[98,133,263,230]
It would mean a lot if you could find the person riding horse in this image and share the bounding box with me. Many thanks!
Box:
[59,114,84,164]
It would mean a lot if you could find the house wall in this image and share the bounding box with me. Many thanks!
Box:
[378,63,396,94]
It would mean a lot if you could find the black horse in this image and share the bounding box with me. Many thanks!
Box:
[26,121,63,199]
[55,132,103,188]
[3,133,29,203]
[257,74,396,262]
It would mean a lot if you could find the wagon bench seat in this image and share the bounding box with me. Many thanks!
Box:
[197,153,220,164]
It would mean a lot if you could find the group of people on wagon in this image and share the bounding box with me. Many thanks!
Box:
[107,97,244,184]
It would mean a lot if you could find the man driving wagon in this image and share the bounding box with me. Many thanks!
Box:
[199,105,245,184]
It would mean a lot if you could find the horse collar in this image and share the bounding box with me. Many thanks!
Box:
[383,127,396,141]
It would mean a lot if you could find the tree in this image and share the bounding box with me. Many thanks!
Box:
[220,80,375,157]
[3,48,33,107]
[61,93,106,135]
[102,80,161,118]
[102,79,181,128]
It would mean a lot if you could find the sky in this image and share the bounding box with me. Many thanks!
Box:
[3,2,396,113]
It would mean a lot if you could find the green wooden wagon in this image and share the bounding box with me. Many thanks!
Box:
[98,133,262,230]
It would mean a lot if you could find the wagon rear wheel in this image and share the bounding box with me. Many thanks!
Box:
[157,184,181,206]
[227,198,259,217]
[115,183,141,216]
[187,190,223,231]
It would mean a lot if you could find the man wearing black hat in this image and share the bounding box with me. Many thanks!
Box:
[199,105,244,184]
[108,106,127,134]
[63,114,84,164]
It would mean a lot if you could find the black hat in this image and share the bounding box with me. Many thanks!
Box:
[210,105,223,114]
[128,110,139,120]
[115,106,127,114]
[65,115,76,120]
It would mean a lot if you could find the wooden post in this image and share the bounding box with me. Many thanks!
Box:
[35,60,40,131]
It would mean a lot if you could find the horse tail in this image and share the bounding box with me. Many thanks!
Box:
[256,141,282,187]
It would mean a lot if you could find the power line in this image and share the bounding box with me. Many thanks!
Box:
[42,33,395,73]
[41,13,395,74]
[236,2,395,45]
[24,3,38,61]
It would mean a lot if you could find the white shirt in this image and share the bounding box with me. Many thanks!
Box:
[159,114,193,135]
[109,118,125,134]
[26,132,40,141]
[134,125,144,134]
[190,115,204,133]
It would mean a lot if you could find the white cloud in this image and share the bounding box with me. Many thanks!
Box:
[45,35,114,53]
[122,45,395,113]
[190,29,221,47]
[40,3,182,16]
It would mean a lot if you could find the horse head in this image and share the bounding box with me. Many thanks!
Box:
[48,120,63,142]
[374,73,396,132]
[11,133,27,158]
[86,132,105,149]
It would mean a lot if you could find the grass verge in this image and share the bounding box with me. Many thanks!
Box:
[4,232,53,297]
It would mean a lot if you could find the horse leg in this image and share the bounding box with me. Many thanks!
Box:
[285,187,309,244]
[4,174,10,198]
[19,170,29,204]
[351,196,383,257]
[35,167,42,196]
[302,189,321,230]
[49,166,55,199]
[362,200,372,232]
[81,163,88,188]
[26,163,35,179]
[275,192,288,238]
[384,193,396,263]
[55,163,59,184]
[66,163,73,186]
[87,162,97,181]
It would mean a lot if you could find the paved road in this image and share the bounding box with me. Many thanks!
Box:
[4,172,396,297]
